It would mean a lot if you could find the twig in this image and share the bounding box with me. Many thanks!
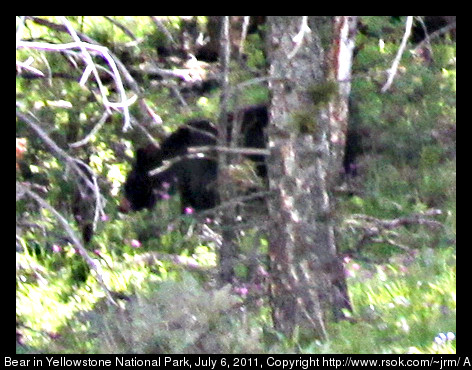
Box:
[103,16,137,41]
[413,20,456,52]
[16,57,44,76]
[227,76,287,103]
[69,111,111,148]
[150,16,177,46]
[189,145,270,156]
[139,99,163,126]
[198,190,272,218]
[381,16,414,93]
[169,83,189,108]
[135,62,204,82]
[16,16,27,47]
[130,115,161,146]
[148,152,215,177]
[148,146,270,177]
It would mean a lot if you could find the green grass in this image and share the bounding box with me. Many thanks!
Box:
[325,247,456,354]
[17,228,456,354]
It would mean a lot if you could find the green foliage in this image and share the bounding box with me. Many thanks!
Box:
[17,16,455,354]
[342,18,456,222]
[358,17,407,42]
[244,33,266,70]
[89,275,264,354]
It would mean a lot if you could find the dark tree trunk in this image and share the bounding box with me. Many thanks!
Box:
[266,16,353,339]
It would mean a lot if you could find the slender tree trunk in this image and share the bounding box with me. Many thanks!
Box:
[327,16,358,178]
[266,16,353,339]
[217,16,238,283]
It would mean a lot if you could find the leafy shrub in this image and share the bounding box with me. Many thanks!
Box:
[88,274,263,354]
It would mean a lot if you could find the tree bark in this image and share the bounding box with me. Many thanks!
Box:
[266,16,352,339]
[327,16,358,178]
[217,16,238,284]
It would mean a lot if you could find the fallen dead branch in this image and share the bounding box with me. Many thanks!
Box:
[344,208,443,252]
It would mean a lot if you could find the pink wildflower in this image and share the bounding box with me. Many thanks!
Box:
[184,207,194,215]
[130,239,142,248]
[52,244,62,253]
[235,285,249,297]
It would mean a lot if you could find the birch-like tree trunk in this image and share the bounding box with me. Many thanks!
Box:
[217,16,238,283]
[266,16,354,339]
[327,16,358,178]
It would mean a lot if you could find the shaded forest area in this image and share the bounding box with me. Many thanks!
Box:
[16,16,455,354]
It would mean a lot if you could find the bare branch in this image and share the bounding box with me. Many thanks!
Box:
[71,157,106,234]
[16,58,45,77]
[20,16,155,132]
[200,190,272,217]
[17,109,91,187]
[103,16,137,41]
[148,146,270,177]
[129,115,161,146]
[59,17,108,98]
[189,145,270,156]
[135,61,205,82]
[17,182,117,306]
[351,208,443,230]
[17,38,135,130]
[288,16,310,60]
[69,112,111,149]
[16,108,106,229]
[16,16,27,47]
[344,209,443,252]
[413,20,456,52]
[150,16,177,46]
[381,16,414,93]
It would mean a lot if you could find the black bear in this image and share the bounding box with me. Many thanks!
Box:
[410,16,456,44]
[119,105,269,214]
